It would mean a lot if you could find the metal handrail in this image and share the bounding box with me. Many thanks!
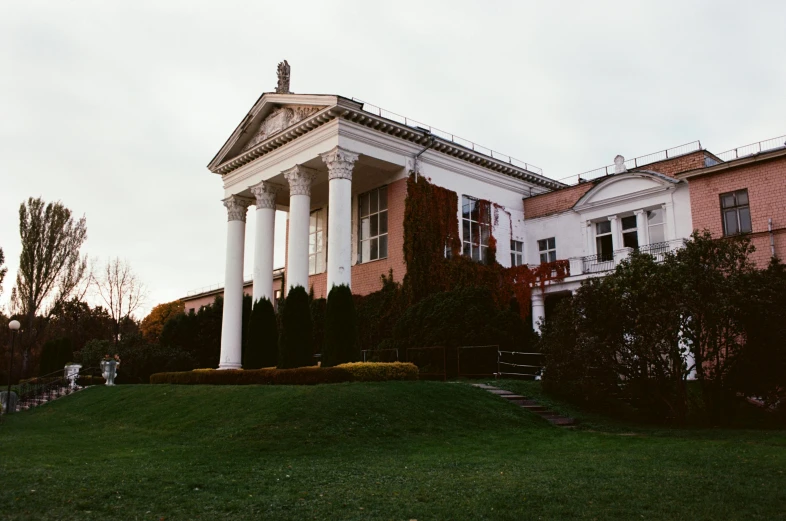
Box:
[10,366,103,413]
[557,141,702,186]
[351,98,544,176]
[715,134,786,162]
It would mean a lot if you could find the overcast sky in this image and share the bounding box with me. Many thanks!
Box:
[1,0,784,318]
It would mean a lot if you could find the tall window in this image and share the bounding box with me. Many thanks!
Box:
[720,189,752,236]
[538,238,556,263]
[621,215,639,249]
[462,196,491,263]
[647,208,665,244]
[511,240,524,266]
[358,186,388,262]
[309,209,326,275]
[595,221,613,261]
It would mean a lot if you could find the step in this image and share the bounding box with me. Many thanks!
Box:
[547,417,576,426]
[520,404,548,412]
[500,394,528,400]
[487,389,516,395]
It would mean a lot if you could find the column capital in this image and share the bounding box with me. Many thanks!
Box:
[607,215,618,222]
[223,195,253,222]
[633,209,645,216]
[283,165,318,196]
[321,146,359,181]
[249,181,284,209]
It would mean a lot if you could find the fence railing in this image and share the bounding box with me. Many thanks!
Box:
[352,98,544,176]
[495,350,543,379]
[557,141,702,185]
[715,134,786,162]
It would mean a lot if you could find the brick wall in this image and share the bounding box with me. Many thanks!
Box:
[351,177,407,296]
[687,154,786,267]
[638,150,708,177]
[183,276,283,313]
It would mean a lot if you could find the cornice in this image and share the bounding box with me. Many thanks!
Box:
[676,147,786,179]
[211,98,563,190]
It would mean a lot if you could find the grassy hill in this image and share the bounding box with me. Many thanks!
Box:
[0,382,784,520]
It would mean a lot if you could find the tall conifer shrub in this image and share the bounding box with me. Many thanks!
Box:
[278,286,313,368]
[322,284,359,367]
[244,298,278,369]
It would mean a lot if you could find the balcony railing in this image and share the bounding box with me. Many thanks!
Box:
[581,253,615,274]
[569,239,685,277]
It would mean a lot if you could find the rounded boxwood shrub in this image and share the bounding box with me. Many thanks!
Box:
[322,284,359,367]
[278,286,313,368]
[244,298,278,369]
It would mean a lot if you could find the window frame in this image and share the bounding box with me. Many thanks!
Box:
[595,220,613,261]
[537,237,556,264]
[461,195,492,264]
[357,185,389,263]
[308,208,326,275]
[720,189,752,236]
[510,240,524,267]
[620,215,639,250]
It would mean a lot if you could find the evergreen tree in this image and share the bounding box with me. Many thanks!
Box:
[39,337,74,375]
[322,284,359,367]
[278,286,313,368]
[244,298,278,369]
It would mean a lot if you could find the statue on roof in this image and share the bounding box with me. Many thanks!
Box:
[276,60,291,94]
[613,155,627,174]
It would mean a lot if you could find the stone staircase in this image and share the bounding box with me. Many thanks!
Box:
[471,383,576,426]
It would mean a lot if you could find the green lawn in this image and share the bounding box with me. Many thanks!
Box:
[0,382,784,520]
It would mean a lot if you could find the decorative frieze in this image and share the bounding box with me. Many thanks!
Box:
[249,181,283,209]
[283,165,318,197]
[241,105,322,153]
[223,195,253,222]
[321,147,359,181]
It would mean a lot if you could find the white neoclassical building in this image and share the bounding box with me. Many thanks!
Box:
[206,62,560,369]
[204,63,718,370]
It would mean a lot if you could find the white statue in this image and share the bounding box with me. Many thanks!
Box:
[100,355,120,386]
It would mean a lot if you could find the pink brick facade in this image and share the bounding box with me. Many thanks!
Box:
[680,151,786,267]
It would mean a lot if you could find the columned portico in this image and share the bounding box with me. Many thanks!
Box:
[250,181,281,302]
[321,147,359,290]
[284,165,317,291]
[219,195,253,369]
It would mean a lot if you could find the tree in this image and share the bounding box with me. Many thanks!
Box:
[94,258,147,343]
[672,231,756,421]
[243,298,278,369]
[322,285,359,367]
[140,300,185,344]
[39,337,74,375]
[14,197,88,375]
[48,298,114,353]
[278,286,313,369]
[0,247,7,296]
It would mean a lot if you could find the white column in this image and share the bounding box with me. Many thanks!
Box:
[219,195,252,370]
[663,202,677,241]
[584,220,593,255]
[250,181,282,303]
[634,209,647,246]
[284,165,317,291]
[531,288,546,334]
[321,147,359,291]
[608,215,620,251]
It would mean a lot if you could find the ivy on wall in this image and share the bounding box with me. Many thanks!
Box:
[402,173,568,317]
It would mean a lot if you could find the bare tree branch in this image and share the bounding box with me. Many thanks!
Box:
[94,257,147,343]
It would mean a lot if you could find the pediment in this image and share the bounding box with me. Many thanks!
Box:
[574,172,678,210]
[208,93,343,173]
[239,105,322,153]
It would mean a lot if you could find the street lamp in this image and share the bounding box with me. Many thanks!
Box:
[5,320,20,415]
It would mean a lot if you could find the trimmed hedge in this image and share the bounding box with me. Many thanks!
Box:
[335,362,418,382]
[323,284,359,367]
[150,362,420,385]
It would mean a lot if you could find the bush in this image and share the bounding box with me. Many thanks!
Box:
[243,298,278,369]
[151,366,353,385]
[278,286,313,368]
[159,296,223,368]
[310,296,326,356]
[150,362,419,385]
[322,285,359,367]
[355,271,406,351]
[76,336,196,383]
[335,362,418,381]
